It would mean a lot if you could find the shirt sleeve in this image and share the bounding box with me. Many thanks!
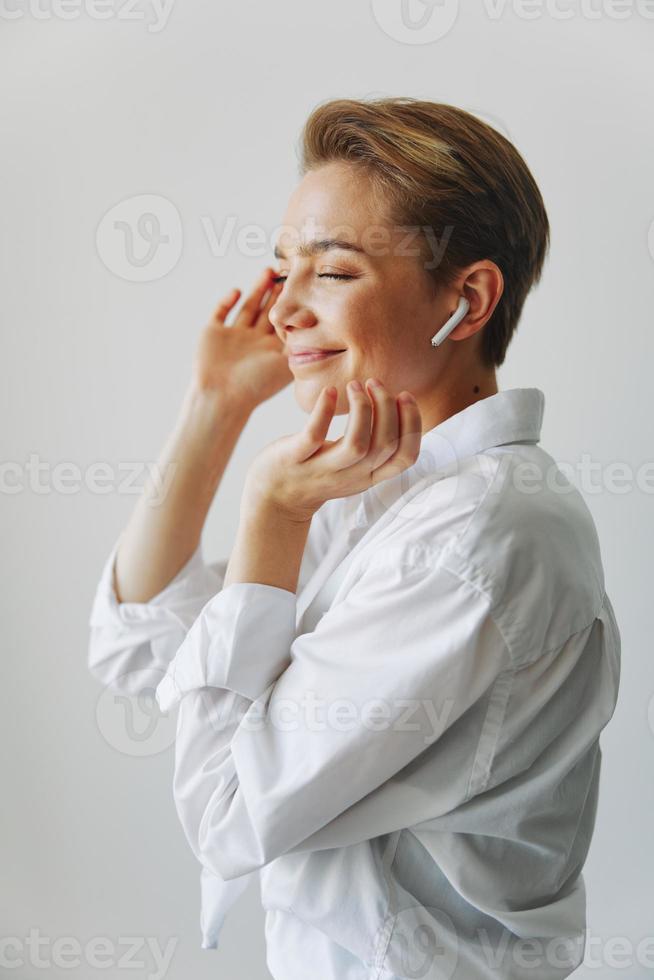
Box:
[86,507,339,949]
[86,533,229,696]
[155,543,512,882]
[87,500,337,696]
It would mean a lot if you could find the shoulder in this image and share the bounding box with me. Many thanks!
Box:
[372,443,607,666]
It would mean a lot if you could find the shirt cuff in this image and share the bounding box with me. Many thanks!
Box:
[155,582,298,712]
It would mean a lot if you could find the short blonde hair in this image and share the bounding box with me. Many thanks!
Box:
[298,97,550,369]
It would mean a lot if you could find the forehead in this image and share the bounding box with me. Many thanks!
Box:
[275,161,392,255]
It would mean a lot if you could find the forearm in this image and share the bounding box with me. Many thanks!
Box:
[223,498,312,594]
[114,383,253,603]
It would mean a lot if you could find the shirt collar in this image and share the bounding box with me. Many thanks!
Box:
[352,387,545,530]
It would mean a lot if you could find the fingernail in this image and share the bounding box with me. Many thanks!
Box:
[367,377,381,388]
[399,391,416,404]
[349,380,363,392]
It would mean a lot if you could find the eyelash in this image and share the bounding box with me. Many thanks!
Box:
[271,273,354,284]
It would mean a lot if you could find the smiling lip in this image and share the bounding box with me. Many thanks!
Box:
[288,349,346,365]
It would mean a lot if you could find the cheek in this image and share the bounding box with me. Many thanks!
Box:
[320,281,426,368]
[333,290,399,352]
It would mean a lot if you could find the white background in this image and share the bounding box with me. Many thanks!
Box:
[1,1,652,977]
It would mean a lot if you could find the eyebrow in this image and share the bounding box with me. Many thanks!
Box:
[273,238,366,260]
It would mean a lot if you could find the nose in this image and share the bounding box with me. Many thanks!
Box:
[269,288,318,341]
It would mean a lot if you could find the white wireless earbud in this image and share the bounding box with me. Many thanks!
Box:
[430,296,470,348]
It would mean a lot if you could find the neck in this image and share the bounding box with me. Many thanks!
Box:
[417,368,499,435]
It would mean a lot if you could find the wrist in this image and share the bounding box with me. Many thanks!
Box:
[241,492,314,530]
[177,382,253,445]
[241,470,317,526]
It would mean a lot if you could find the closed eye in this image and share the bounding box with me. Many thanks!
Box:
[271,273,354,284]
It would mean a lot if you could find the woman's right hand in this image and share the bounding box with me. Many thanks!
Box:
[192,266,292,413]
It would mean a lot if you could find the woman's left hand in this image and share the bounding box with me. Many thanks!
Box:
[242,377,423,524]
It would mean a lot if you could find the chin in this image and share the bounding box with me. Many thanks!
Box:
[294,379,347,415]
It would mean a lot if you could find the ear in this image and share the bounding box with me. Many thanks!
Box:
[449,261,504,342]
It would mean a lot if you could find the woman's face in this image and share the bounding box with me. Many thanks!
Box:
[268,161,456,423]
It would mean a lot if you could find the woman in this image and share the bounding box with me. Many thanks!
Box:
[88,98,621,979]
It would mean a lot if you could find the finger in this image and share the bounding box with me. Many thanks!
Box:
[371,393,422,486]
[253,279,283,332]
[364,378,400,470]
[211,287,242,325]
[294,387,338,462]
[333,380,374,469]
[233,267,277,328]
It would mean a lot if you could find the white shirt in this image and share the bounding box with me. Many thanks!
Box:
[88,387,621,980]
